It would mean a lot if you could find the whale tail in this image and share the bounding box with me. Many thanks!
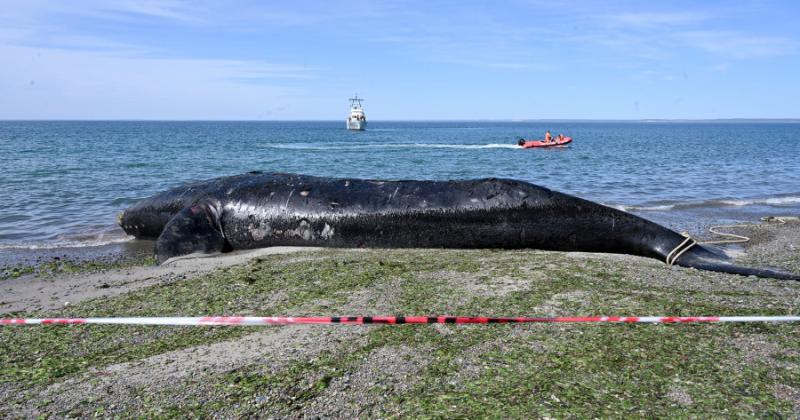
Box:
[683,259,800,281]
[676,245,800,281]
[155,201,229,264]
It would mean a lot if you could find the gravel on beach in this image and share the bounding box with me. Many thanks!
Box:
[1,220,799,418]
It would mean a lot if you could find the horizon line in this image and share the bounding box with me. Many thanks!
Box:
[2,118,800,123]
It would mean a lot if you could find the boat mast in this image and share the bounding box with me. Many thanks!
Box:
[349,94,364,110]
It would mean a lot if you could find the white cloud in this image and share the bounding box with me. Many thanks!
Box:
[0,45,316,119]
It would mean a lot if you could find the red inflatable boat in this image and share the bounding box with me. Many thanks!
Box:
[519,137,572,148]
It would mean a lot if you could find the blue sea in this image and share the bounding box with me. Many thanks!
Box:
[1,121,799,261]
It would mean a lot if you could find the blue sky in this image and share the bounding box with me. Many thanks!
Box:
[1,0,798,120]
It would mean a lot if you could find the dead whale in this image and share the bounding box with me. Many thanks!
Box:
[118,172,799,280]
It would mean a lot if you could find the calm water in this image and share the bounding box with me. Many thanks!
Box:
[1,121,799,252]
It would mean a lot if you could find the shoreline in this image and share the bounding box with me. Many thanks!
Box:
[0,239,152,281]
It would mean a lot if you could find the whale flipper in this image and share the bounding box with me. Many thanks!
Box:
[155,201,228,264]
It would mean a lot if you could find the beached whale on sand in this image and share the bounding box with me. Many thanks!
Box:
[119,172,799,280]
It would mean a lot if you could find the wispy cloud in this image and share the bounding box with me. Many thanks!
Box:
[228,63,319,82]
[372,5,796,70]
[0,1,318,82]
[218,1,407,28]
[371,16,560,71]
[600,12,708,28]
[431,56,556,71]
[675,30,797,59]
[567,8,798,62]
[0,44,314,119]
[710,63,729,72]
[1,0,205,28]
[106,0,201,22]
[59,0,206,24]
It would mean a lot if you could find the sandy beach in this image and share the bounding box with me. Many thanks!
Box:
[1,220,799,417]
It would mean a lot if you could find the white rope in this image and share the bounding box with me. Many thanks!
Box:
[666,234,697,265]
[3,315,800,326]
[665,215,796,265]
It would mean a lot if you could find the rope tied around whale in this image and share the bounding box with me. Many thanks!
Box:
[665,216,797,265]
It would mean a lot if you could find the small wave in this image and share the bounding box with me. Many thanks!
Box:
[0,228,134,250]
[621,194,800,212]
[111,197,139,205]
[124,162,152,169]
[265,143,520,151]
[616,204,675,212]
[720,196,800,206]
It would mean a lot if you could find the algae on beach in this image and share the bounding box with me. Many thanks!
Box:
[1,223,799,418]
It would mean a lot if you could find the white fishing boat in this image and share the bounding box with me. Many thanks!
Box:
[346,95,367,131]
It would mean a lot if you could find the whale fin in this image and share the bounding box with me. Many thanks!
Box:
[155,202,228,264]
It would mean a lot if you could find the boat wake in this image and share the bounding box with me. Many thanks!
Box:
[265,143,520,150]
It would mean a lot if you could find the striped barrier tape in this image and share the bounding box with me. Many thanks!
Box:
[2,315,800,326]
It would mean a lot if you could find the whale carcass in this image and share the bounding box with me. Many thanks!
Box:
[118,172,799,280]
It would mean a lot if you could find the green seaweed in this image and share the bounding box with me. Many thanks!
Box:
[2,249,799,418]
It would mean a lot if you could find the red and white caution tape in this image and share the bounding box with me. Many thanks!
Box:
[2,315,800,326]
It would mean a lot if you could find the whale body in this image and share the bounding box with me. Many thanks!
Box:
[119,172,799,280]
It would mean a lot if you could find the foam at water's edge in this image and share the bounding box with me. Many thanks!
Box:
[721,196,800,206]
[616,195,800,212]
[0,235,134,250]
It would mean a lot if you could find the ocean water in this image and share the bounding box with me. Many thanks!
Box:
[1,120,799,255]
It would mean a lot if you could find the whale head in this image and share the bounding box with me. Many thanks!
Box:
[155,200,229,264]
